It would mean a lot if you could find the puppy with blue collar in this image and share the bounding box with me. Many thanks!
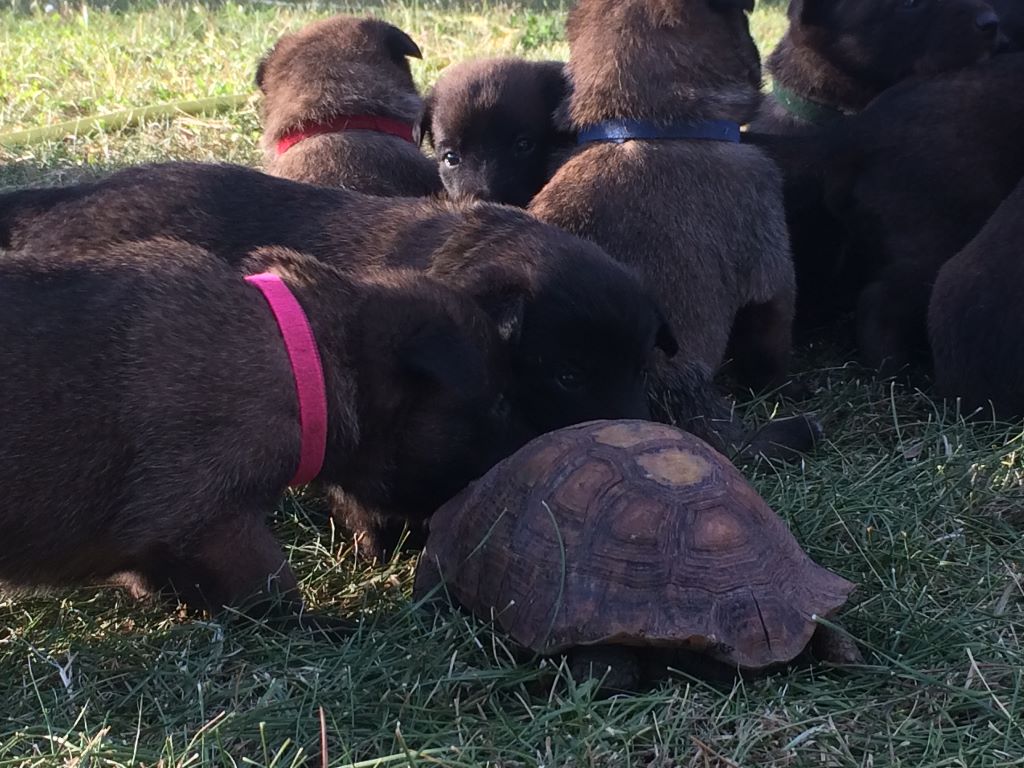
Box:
[531,0,817,461]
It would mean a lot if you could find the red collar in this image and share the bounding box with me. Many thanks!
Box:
[276,114,417,155]
[245,273,328,487]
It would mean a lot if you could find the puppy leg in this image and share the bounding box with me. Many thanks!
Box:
[734,414,824,463]
[856,263,933,375]
[648,359,738,451]
[727,294,795,393]
[649,359,822,463]
[324,485,426,563]
[144,512,353,636]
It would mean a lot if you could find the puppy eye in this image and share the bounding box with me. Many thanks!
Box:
[442,151,462,168]
[513,137,535,155]
[555,368,585,392]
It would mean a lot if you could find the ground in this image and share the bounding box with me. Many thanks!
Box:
[1,2,1022,766]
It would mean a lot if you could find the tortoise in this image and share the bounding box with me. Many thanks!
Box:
[414,420,859,689]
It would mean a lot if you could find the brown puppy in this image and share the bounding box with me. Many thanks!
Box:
[423,58,575,207]
[753,0,1001,135]
[0,161,683,557]
[0,239,509,622]
[821,53,1024,373]
[929,177,1024,418]
[929,177,1024,417]
[257,15,441,196]
[530,0,815,455]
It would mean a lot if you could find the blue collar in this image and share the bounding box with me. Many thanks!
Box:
[578,118,741,145]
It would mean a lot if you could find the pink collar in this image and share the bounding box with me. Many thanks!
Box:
[276,114,417,155]
[246,273,328,486]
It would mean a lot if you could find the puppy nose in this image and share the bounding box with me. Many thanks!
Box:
[976,9,1000,36]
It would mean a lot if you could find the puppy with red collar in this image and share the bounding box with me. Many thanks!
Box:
[0,240,510,627]
[257,15,442,196]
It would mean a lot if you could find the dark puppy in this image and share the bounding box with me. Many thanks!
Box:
[753,0,1001,135]
[993,0,1024,51]
[530,0,815,455]
[423,58,574,207]
[0,161,678,556]
[746,0,1002,330]
[929,177,1024,417]
[0,240,508,621]
[257,15,441,196]
[821,53,1024,373]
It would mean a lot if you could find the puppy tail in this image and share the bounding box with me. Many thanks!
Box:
[0,185,82,250]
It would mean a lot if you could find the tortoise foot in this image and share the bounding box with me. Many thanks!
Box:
[810,625,863,665]
[568,646,642,694]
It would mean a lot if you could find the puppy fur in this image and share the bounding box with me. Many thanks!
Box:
[530,0,815,456]
[0,239,509,619]
[0,161,679,557]
[753,0,1002,135]
[992,0,1024,51]
[928,177,1024,418]
[822,53,1024,373]
[423,58,575,207]
[256,15,442,196]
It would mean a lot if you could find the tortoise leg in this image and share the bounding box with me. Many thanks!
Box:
[810,625,863,665]
[568,646,642,693]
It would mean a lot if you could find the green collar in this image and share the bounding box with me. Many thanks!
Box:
[772,83,851,126]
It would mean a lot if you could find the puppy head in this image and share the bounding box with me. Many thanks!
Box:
[256,15,425,143]
[433,213,678,435]
[422,58,574,207]
[790,0,1001,84]
[564,0,762,127]
[342,269,515,520]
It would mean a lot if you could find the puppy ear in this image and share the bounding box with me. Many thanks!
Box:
[539,61,571,113]
[709,0,755,13]
[383,24,423,63]
[539,62,576,144]
[399,320,487,398]
[485,292,525,345]
[417,89,435,148]
[255,47,274,93]
[458,264,530,344]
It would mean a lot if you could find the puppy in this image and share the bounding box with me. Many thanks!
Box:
[530,0,817,456]
[822,53,1024,373]
[928,178,1024,417]
[422,58,574,207]
[745,0,1002,330]
[0,161,681,557]
[993,0,1024,51]
[0,239,509,621]
[752,0,1002,135]
[257,15,442,196]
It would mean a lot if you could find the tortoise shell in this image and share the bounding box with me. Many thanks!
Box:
[415,420,855,669]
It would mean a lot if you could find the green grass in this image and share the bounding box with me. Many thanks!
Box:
[2,2,1023,766]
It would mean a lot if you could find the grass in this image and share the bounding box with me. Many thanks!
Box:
[1,1,1023,766]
